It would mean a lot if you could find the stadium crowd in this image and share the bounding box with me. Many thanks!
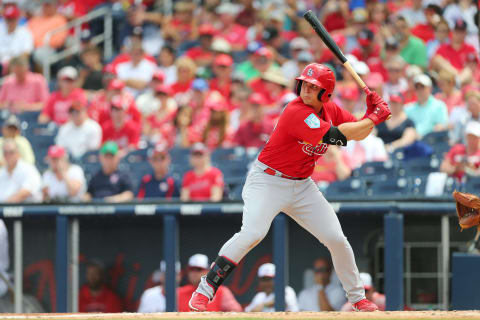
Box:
[0,0,477,202]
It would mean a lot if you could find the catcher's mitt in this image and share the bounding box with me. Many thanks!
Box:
[453,191,480,230]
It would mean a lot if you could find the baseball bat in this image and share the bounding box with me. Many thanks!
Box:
[303,10,369,94]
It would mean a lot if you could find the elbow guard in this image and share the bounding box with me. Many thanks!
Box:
[322,126,347,146]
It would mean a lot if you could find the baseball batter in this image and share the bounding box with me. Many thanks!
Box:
[189,63,391,312]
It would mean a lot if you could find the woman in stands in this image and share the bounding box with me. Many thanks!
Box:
[376,93,417,153]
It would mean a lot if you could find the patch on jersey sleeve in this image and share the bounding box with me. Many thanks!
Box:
[304,113,321,129]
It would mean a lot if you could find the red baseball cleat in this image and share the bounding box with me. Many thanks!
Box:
[353,298,379,312]
[189,292,209,311]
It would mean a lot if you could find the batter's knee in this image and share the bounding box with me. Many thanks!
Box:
[321,233,349,249]
[240,227,269,246]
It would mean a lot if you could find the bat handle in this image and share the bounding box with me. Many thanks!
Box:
[363,86,371,95]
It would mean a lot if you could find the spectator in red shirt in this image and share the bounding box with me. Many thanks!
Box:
[435,70,464,114]
[181,143,224,202]
[89,79,141,127]
[185,24,216,67]
[410,4,442,43]
[79,260,123,313]
[426,19,451,60]
[216,3,247,51]
[432,19,477,85]
[234,93,274,148]
[441,120,480,181]
[0,55,49,113]
[39,66,87,125]
[337,86,361,117]
[170,56,196,98]
[198,98,233,148]
[351,28,380,64]
[249,68,293,111]
[209,54,234,103]
[177,254,241,312]
[101,95,140,153]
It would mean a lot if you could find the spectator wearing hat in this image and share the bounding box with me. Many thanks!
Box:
[137,260,181,313]
[426,19,451,60]
[435,70,463,114]
[181,143,224,202]
[449,89,480,145]
[236,46,277,82]
[245,263,298,312]
[0,139,41,203]
[383,56,408,99]
[177,254,241,312]
[185,24,216,67]
[391,15,427,68]
[143,86,177,147]
[341,273,385,311]
[443,0,478,36]
[409,4,441,43]
[337,86,361,116]
[351,28,380,64]
[209,54,234,102]
[250,68,295,112]
[0,115,34,166]
[116,43,158,97]
[28,0,68,63]
[101,95,140,153]
[216,3,247,51]
[135,70,175,117]
[281,37,310,80]
[137,145,179,199]
[441,120,480,181]
[170,56,197,97]
[84,141,134,202]
[376,93,417,153]
[404,74,448,137]
[234,93,274,148]
[89,78,141,128]
[0,55,49,112]
[55,98,102,159]
[403,65,423,104]
[157,45,177,86]
[78,46,104,92]
[0,4,33,66]
[298,257,346,311]
[39,66,87,125]
[79,259,123,313]
[42,145,86,202]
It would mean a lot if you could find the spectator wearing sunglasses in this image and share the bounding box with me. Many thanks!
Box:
[298,257,346,311]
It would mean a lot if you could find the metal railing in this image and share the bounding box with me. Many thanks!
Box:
[42,6,113,83]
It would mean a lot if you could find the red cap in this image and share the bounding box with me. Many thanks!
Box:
[110,95,126,110]
[389,93,404,103]
[214,54,234,67]
[248,93,267,105]
[332,33,346,48]
[102,64,116,75]
[152,70,165,82]
[199,24,216,36]
[254,47,273,59]
[154,84,171,95]
[48,145,66,158]
[4,5,20,19]
[339,87,359,101]
[69,90,88,110]
[108,79,125,91]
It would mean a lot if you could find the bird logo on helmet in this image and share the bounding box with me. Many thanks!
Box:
[295,63,335,103]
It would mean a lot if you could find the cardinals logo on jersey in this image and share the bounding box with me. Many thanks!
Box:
[298,141,329,157]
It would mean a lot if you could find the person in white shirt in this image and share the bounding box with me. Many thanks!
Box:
[135,71,177,118]
[0,5,33,65]
[116,43,157,96]
[245,263,299,312]
[42,145,86,202]
[137,260,181,313]
[0,139,41,203]
[298,257,347,311]
[56,99,102,159]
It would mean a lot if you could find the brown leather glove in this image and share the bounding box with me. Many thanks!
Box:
[453,191,480,230]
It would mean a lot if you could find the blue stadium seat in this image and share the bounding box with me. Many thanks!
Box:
[352,161,396,179]
[211,147,248,163]
[215,158,250,179]
[228,184,243,200]
[123,161,152,192]
[445,176,461,195]
[17,111,40,124]
[422,130,449,145]
[169,147,190,166]
[368,177,410,198]
[409,175,429,196]
[323,178,367,199]
[397,157,441,177]
[80,150,101,181]
[121,148,149,164]
[465,177,480,194]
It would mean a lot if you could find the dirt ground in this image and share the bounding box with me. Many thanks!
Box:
[1,311,480,320]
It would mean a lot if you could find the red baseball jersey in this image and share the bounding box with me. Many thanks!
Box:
[258,97,357,178]
[182,167,224,201]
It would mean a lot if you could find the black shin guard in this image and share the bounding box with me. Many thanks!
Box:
[205,256,236,293]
